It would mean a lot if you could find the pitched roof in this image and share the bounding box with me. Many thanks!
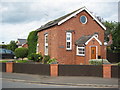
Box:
[76,34,102,46]
[76,35,92,46]
[37,7,106,32]
[17,39,27,46]
[37,8,81,31]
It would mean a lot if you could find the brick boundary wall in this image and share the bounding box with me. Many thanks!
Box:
[50,64,58,76]
[3,63,117,79]
[103,64,111,78]
[6,62,13,73]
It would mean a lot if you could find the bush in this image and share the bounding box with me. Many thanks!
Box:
[118,62,120,66]
[28,53,43,62]
[89,59,110,65]
[43,55,50,64]
[47,58,57,64]
[27,31,38,56]
[15,48,28,60]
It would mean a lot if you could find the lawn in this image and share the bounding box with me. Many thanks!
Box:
[0,60,29,63]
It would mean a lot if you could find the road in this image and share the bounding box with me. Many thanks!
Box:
[2,79,93,88]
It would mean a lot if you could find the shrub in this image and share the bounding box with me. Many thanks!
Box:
[118,62,120,66]
[15,48,28,60]
[27,31,38,56]
[43,55,50,64]
[89,59,110,65]
[28,53,43,62]
[47,58,57,64]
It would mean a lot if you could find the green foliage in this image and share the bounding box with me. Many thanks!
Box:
[89,59,110,65]
[43,55,50,64]
[111,22,120,52]
[27,30,38,55]
[14,60,28,63]
[103,21,118,42]
[103,21,120,52]
[15,48,28,60]
[47,58,57,64]
[28,53,43,62]
[0,44,8,49]
[7,41,17,51]
[118,62,120,66]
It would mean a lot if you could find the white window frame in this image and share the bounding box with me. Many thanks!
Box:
[36,43,39,53]
[80,15,87,24]
[76,46,85,56]
[44,34,48,55]
[66,32,72,50]
[94,34,98,38]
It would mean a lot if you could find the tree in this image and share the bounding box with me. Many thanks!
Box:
[27,30,38,55]
[15,47,28,60]
[103,21,120,52]
[7,41,17,51]
[103,21,118,42]
[111,22,120,52]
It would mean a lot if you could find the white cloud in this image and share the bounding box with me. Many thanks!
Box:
[0,0,119,44]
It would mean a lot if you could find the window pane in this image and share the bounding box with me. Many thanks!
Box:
[45,46,48,55]
[67,42,70,48]
[45,35,48,43]
[80,16,87,24]
[77,46,85,56]
[67,37,70,40]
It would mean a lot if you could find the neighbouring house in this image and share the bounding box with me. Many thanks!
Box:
[37,7,107,65]
[16,39,28,48]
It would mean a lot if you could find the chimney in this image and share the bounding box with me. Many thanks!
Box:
[107,34,113,46]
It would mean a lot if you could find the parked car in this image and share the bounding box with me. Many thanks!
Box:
[0,48,15,59]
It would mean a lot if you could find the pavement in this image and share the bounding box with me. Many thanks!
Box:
[1,72,119,88]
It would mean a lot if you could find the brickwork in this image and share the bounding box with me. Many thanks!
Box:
[50,64,58,76]
[103,64,111,78]
[6,62,13,73]
[38,10,106,65]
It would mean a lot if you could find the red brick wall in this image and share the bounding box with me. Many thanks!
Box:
[38,10,105,65]
[85,38,101,64]
[103,64,111,78]
[6,62,13,73]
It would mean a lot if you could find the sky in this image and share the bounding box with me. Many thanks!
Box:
[0,0,119,44]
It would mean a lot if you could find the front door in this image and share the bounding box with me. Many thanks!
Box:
[91,47,96,59]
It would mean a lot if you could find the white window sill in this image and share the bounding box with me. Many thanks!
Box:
[66,49,72,51]
[76,54,85,56]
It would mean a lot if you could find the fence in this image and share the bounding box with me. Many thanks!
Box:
[58,65,103,77]
[13,63,50,75]
[111,65,119,78]
[1,63,119,78]
[0,63,6,72]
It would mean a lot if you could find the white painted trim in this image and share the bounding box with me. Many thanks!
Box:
[85,36,102,45]
[44,33,48,55]
[58,7,106,30]
[66,32,72,50]
[76,46,85,56]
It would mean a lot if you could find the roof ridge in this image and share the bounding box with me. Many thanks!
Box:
[37,7,85,31]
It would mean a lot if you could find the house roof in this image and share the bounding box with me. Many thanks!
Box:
[76,34,102,46]
[76,35,92,46]
[37,7,106,32]
[17,39,27,46]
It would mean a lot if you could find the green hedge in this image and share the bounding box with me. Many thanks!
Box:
[27,30,38,56]
[89,59,110,65]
